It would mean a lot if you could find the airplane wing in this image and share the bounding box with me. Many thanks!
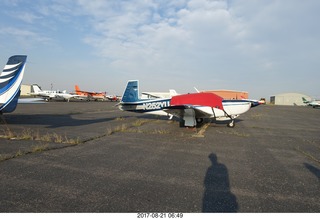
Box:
[141,92,163,99]
[29,92,50,98]
[18,98,46,104]
[84,91,95,96]
[169,92,224,109]
[55,93,85,101]
[142,91,178,99]
[164,105,214,119]
[78,90,105,96]
[163,93,224,126]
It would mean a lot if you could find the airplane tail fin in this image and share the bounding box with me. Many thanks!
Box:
[121,80,139,103]
[169,89,178,97]
[31,84,42,94]
[74,85,81,94]
[302,97,308,103]
[0,55,27,113]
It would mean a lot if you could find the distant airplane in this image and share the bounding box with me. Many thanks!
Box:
[302,97,320,108]
[30,84,84,102]
[54,91,85,102]
[74,85,107,101]
[106,95,121,102]
[30,84,64,101]
[0,55,27,114]
[141,90,178,99]
[118,80,258,127]
[240,96,261,107]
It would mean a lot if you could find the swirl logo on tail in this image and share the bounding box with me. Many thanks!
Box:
[0,55,27,114]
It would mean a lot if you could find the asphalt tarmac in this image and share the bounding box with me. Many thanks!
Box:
[0,101,319,212]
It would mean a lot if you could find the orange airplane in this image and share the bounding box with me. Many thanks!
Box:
[74,85,107,101]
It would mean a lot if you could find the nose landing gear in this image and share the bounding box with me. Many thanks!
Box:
[227,119,235,128]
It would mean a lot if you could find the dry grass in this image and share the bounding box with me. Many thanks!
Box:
[132,119,149,127]
[0,128,80,144]
[1,127,16,139]
[32,144,49,153]
[115,117,125,121]
[107,124,129,135]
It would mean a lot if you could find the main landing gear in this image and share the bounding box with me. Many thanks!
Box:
[196,117,235,128]
[196,118,203,125]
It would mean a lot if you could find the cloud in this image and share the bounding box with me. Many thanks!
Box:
[1,0,319,97]
[0,27,52,45]
[9,11,41,24]
[79,1,246,70]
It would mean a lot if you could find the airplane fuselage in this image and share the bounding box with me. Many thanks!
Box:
[119,98,171,116]
[119,98,251,119]
[118,80,257,127]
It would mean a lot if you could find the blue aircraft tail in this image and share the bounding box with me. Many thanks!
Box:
[121,80,140,102]
[0,55,27,114]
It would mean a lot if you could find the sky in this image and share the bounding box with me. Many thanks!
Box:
[0,0,319,99]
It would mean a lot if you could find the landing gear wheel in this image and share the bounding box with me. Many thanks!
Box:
[196,118,204,124]
[227,120,235,128]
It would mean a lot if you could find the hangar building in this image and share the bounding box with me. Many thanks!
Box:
[270,93,310,106]
[21,84,32,96]
[201,90,248,100]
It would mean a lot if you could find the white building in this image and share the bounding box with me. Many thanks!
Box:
[270,93,311,106]
[20,84,32,96]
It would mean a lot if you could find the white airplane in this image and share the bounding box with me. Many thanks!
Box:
[29,84,61,101]
[30,84,82,102]
[302,97,320,108]
[0,55,27,114]
[141,90,178,99]
[54,91,85,102]
[106,95,122,102]
[118,80,258,127]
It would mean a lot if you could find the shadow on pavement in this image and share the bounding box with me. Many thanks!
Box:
[202,153,238,212]
[304,163,320,180]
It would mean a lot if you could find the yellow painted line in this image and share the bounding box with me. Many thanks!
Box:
[192,123,211,138]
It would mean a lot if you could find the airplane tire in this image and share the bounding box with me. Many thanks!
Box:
[227,120,235,128]
[196,118,203,124]
[179,119,185,127]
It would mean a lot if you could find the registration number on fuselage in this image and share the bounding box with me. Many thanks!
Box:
[142,101,170,110]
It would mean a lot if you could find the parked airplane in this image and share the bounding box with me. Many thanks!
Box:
[30,84,85,102]
[302,97,320,108]
[74,85,107,101]
[54,91,85,102]
[141,90,178,99]
[106,95,121,102]
[30,84,63,101]
[0,55,27,114]
[118,80,257,127]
